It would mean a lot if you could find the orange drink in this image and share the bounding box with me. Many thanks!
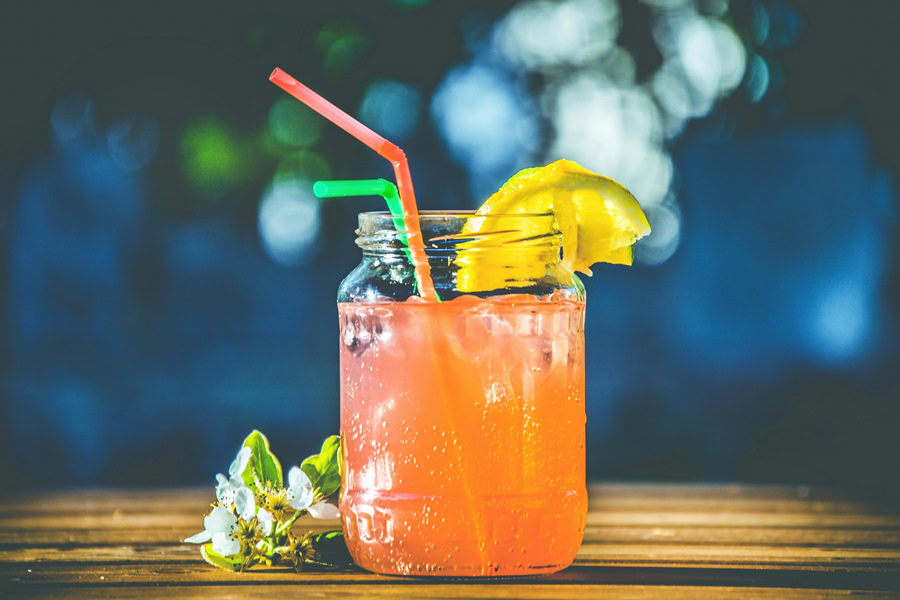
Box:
[338,212,587,576]
[339,295,586,576]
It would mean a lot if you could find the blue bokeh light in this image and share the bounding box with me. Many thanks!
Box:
[359,80,422,142]
[431,62,539,201]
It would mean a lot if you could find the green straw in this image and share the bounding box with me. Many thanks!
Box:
[313,179,407,245]
[314,179,441,300]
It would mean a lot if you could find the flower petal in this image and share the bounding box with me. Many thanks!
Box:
[184,530,212,544]
[257,508,273,536]
[216,481,237,508]
[205,506,237,535]
[308,502,341,520]
[234,487,256,521]
[215,473,229,487]
[288,465,311,489]
[286,466,313,510]
[211,531,241,557]
[229,446,252,479]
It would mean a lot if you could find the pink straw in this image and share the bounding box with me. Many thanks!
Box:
[269,68,437,301]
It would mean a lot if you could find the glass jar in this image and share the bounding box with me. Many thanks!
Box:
[338,211,586,577]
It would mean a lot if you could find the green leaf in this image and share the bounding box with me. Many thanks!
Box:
[200,544,243,572]
[301,435,341,497]
[241,430,284,492]
[309,530,354,568]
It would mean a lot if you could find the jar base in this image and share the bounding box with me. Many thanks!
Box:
[341,489,586,578]
[352,557,573,578]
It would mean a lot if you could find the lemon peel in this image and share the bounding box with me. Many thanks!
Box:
[456,159,650,291]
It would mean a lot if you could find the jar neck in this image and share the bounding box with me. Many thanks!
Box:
[356,211,563,266]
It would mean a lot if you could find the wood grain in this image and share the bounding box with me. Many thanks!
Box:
[2,484,898,598]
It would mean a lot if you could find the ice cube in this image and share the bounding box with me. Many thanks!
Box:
[371,308,394,344]
[342,309,376,357]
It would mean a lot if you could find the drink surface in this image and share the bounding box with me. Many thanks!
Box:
[339,294,587,576]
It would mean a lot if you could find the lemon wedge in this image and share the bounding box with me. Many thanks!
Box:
[456,159,650,292]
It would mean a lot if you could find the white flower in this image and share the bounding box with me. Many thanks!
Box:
[215,447,251,509]
[184,506,242,556]
[285,465,341,519]
[257,508,274,536]
[286,466,313,510]
[183,491,259,556]
[233,487,256,520]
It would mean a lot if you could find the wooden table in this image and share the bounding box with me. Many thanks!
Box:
[3,484,899,598]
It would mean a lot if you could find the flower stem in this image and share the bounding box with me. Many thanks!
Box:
[274,509,306,537]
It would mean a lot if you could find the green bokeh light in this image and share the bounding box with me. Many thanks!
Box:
[267,96,324,148]
[179,118,242,192]
[315,22,369,74]
[274,150,331,184]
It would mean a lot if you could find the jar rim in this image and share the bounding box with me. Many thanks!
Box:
[359,210,556,219]
[356,210,562,259]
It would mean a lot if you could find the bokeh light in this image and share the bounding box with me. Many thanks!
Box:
[431,62,539,200]
[51,94,96,146]
[257,178,322,267]
[268,97,324,149]
[315,21,369,75]
[359,80,422,142]
[107,115,160,172]
[274,150,331,184]
[545,73,672,208]
[745,54,770,103]
[493,0,620,70]
[634,198,682,265]
[179,118,242,193]
[813,282,873,364]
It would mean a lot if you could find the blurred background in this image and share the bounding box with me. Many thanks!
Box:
[2,0,898,493]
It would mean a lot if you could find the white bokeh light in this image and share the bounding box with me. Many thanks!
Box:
[634,198,682,265]
[653,10,747,119]
[493,0,620,70]
[431,62,539,176]
[257,179,321,267]
[546,73,671,208]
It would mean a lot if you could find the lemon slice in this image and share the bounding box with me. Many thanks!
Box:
[456,159,650,292]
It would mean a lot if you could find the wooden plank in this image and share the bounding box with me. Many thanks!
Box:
[584,512,900,529]
[4,508,897,532]
[4,541,900,568]
[4,512,897,534]
[8,584,899,600]
[4,525,900,548]
[0,513,339,532]
[4,563,900,593]
[2,484,884,516]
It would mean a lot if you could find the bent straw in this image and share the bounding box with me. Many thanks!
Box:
[270,69,484,567]
[314,179,442,301]
[313,179,407,244]
[269,68,437,301]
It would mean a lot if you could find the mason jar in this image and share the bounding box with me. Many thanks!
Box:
[338,211,586,577]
